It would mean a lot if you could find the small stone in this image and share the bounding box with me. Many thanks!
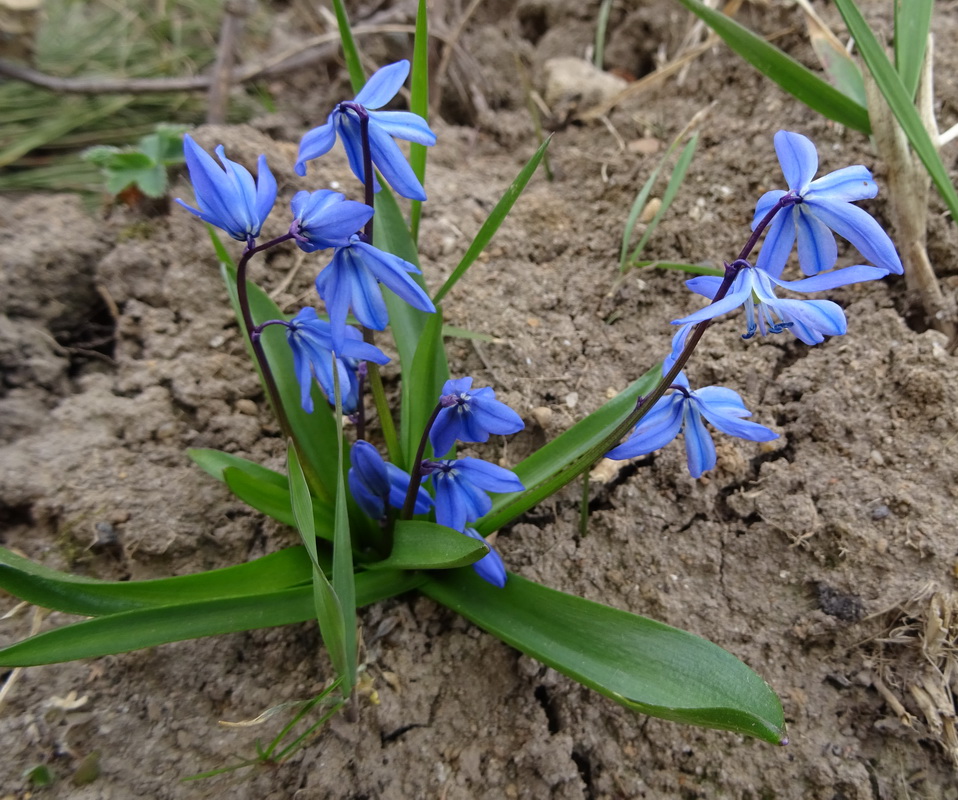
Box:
[235,399,258,416]
[531,406,553,428]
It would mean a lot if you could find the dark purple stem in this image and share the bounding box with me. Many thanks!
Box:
[340,102,375,241]
[737,192,801,263]
[399,400,446,521]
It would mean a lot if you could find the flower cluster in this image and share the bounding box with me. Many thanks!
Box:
[608,130,901,475]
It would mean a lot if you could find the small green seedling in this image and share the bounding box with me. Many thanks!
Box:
[83,124,187,202]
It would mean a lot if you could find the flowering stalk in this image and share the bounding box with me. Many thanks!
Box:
[236,233,333,505]
[399,399,446,521]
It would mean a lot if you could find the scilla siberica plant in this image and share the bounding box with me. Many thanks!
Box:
[0,30,903,761]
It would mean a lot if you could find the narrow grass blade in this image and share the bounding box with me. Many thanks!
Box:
[330,0,365,93]
[627,133,698,264]
[423,568,787,744]
[0,546,310,617]
[833,0,958,222]
[477,366,659,535]
[409,0,430,242]
[288,443,349,687]
[894,0,933,101]
[432,137,552,304]
[675,0,870,134]
[620,158,669,269]
[595,0,614,69]
[634,261,724,276]
[799,1,866,107]
[0,570,425,667]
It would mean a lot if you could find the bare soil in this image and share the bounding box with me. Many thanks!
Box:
[2,1,958,798]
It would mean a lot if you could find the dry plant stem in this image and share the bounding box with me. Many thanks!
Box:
[864,54,957,345]
[207,0,253,124]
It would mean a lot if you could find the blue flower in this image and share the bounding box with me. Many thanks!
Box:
[463,528,507,588]
[607,373,777,478]
[316,236,436,350]
[290,190,373,252]
[349,441,433,521]
[675,263,889,346]
[285,308,389,413]
[295,61,437,201]
[429,377,525,456]
[754,130,902,277]
[425,458,524,533]
[176,134,276,243]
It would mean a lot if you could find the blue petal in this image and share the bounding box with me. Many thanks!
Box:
[606,395,684,460]
[368,121,427,201]
[463,528,506,588]
[693,388,778,442]
[774,130,818,191]
[442,377,473,396]
[663,323,693,373]
[681,405,716,479]
[795,204,838,274]
[754,204,796,278]
[287,334,316,413]
[354,60,409,109]
[805,198,903,274]
[351,441,391,497]
[775,264,889,292]
[684,275,723,300]
[455,458,525,494]
[805,165,876,202]
[369,110,437,146]
[349,471,386,519]
[384,462,433,513]
[752,189,787,229]
[429,409,460,458]
[294,114,337,176]
[253,155,277,234]
[338,114,382,192]
[469,391,524,436]
[350,241,435,314]
[674,270,754,325]
[776,298,847,344]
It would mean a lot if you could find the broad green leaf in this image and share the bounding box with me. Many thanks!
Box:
[409,0,430,242]
[423,569,787,744]
[369,520,488,571]
[223,467,334,542]
[218,255,340,503]
[331,368,357,691]
[432,137,552,304]
[628,134,699,264]
[833,0,958,223]
[288,443,349,685]
[330,0,365,93]
[0,570,424,667]
[478,366,659,534]
[0,545,310,617]
[894,0,933,102]
[400,310,445,463]
[189,448,286,489]
[674,0,870,134]
[374,186,449,470]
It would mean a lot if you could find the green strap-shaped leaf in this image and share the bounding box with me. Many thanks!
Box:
[833,0,958,222]
[478,366,660,534]
[371,520,488,571]
[0,545,311,617]
[894,0,933,102]
[190,447,286,487]
[288,443,349,687]
[0,570,424,667]
[409,0,430,242]
[432,137,552,305]
[423,568,787,744]
[675,0,870,134]
[330,0,365,93]
[400,310,445,463]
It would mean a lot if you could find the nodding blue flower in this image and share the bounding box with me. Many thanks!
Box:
[430,377,525,457]
[663,322,694,374]
[316,235,436,351]
[289,190,373,252]
[285,307,389,414]
[423,458,524,534]
[349,441,433,521]
[675,262,889,346]
[607,373,777,479]
[176,134,276,243]
[754,130,902,277]
[463,528,507,589]
[295,60,437,201]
